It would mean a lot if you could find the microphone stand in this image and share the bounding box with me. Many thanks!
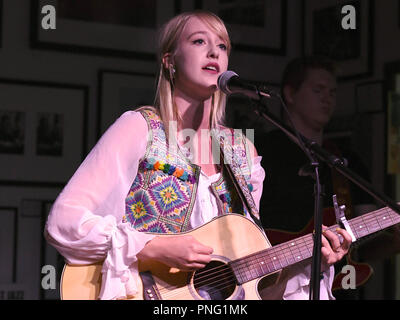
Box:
[251,92,400,300]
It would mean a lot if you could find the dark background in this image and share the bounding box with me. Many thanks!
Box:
[0,0,399,300]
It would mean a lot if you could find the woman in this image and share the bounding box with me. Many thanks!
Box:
[45,11,351,300]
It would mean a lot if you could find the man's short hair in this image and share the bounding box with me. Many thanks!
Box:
[281,56,337,99]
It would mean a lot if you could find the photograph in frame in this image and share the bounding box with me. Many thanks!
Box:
[0,207,18,285]
[0,79,88,186]
[0,185,62,300]
[387,91,400,175]
[98,70,156,138]
[196,0,287,55]
[0,0,3,48]
[31,0,180,60]
[302,0,373,80]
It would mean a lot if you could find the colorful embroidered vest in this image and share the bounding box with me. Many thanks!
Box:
[122,109,257,234]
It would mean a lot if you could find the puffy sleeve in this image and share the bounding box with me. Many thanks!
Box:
[45,110,156,300]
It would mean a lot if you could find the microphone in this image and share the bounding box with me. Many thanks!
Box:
[217,71,273,100]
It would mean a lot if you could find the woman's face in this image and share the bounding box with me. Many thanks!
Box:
[171,16,229,99]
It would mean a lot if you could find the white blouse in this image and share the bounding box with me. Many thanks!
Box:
[45,111,334,300]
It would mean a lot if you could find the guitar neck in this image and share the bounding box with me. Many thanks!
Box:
[230,206,400,284]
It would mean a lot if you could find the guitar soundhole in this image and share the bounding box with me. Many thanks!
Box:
[193,260,237,300]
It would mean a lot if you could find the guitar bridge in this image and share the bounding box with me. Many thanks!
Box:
[139,271,161,300]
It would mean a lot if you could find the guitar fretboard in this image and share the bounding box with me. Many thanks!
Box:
[230,206,400,284]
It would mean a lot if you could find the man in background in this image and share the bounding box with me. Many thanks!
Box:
[256,56,399,299]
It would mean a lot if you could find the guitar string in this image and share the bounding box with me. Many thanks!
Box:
[156,265,234,298]
[157,233,317,299]
[157,211,381,298]
[159,227,348,300]
[156,207,398,298]
[161,276,237,300]
[159,267,236,299]
[230,207,399,274]
[158,217,378,299]
[161,237,382,298]
[156,234,311,297]
[187,208,400,300]
[159,266,245,300]
[237,207,397,271]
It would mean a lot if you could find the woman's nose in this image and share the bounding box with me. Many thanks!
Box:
[207,45,219,59]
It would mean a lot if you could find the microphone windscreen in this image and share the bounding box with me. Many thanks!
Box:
[217,71,238,94]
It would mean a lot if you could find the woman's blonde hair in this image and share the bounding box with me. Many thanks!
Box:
[151,10,231,132]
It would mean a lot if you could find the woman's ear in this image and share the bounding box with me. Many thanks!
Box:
[162,53,176,81]
[162,53,174,70]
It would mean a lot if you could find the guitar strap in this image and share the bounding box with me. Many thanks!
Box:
[215,129,263,229]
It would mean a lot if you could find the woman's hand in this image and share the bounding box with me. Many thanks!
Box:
[137,235,213,271]
[320,225,352,272]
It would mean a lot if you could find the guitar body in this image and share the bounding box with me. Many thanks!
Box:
[61,214,280,300]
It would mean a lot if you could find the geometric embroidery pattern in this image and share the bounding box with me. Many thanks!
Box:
[122,108,256,234]
[124,173,192,233]
[122,109,199,234]
[148,175,190,217]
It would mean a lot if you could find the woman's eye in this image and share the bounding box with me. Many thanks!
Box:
[193,39,205,45]
[219,44,227,51]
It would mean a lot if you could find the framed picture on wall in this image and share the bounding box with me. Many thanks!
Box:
[97,70,156,138]
[31,0,180,60]
[0,79,88,186]
[19,197,63,299]
[0,207,18,285]
[302,0,373,80]
[194,0,287,55]
[0,185,62,300]
[0,0,3,48]
[387,92,400,175]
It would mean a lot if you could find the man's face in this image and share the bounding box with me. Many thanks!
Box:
[286,68,337,131]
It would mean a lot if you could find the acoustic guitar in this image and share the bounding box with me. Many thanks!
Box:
[61,206,400,300]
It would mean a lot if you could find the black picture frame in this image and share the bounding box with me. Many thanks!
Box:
[0,0,3,48]
[0,207,18,285]
[384,60,400,193]
[20,197,63,300]
[97,70,156,138]
[194,0,287,55]
[0,78,88,187]
[302,0,374,81]
[30,0,181,60]
[0,185,62,300]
